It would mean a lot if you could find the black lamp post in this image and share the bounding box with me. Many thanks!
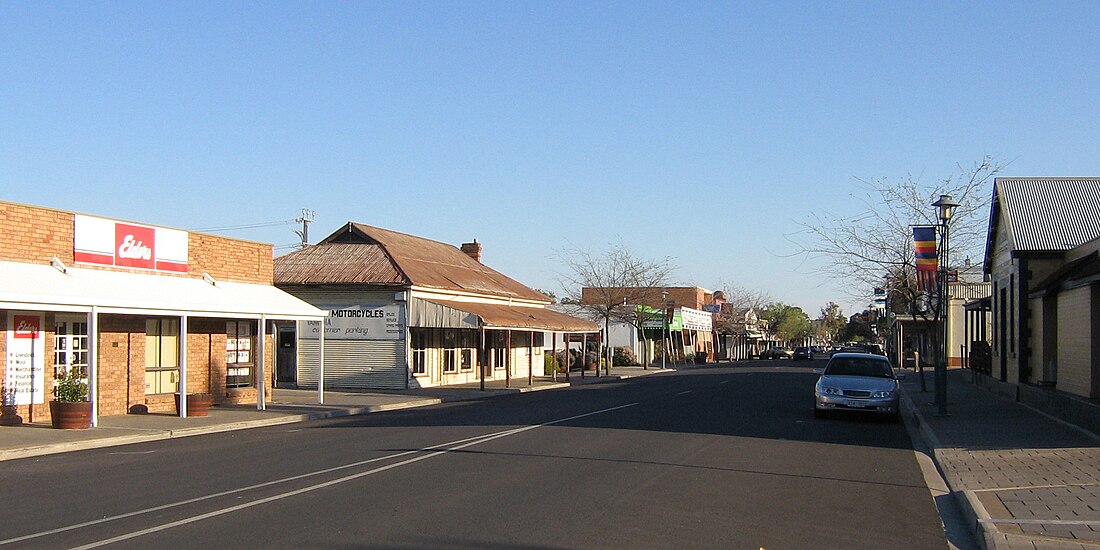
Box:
[931,193,960,415]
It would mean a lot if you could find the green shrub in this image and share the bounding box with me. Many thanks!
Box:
[613,347,639,366]
[54,367,89,402]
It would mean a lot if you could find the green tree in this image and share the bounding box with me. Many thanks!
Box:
[817,302,846,342]
[760,303,812,343]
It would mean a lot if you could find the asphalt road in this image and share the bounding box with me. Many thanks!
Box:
[1,359,948,549]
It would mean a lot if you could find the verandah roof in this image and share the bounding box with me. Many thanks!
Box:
[0,260,326,320]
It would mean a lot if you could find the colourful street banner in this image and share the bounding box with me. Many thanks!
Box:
[913,226,938,291]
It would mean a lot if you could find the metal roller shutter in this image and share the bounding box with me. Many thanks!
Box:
[297,327,408,390]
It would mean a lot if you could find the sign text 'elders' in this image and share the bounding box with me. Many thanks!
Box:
[301,305,404,340]
[73,215,188,273]
[5,312,45,405]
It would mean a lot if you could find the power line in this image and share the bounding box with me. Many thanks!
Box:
[191,220,294,232]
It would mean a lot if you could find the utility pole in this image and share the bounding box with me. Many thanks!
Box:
[294,209,315,249]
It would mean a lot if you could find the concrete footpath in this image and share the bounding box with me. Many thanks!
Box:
[901,367,1100,549]
[0,366,670,462]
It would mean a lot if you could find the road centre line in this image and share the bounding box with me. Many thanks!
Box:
[49,402,639,550]
[677,390,693,395]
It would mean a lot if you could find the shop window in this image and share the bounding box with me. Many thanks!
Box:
[490,331,507,370]
[226,321,255,388]
[53,320,89,372]
[460,330,476,371]
[145,318,180,394]
[411,328,427,375]
[443,330,458,373]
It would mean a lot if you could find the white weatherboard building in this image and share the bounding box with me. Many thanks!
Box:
[275,223,598,389]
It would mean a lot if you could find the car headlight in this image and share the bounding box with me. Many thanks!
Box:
[820,386,840,395]
[871,390,896,398]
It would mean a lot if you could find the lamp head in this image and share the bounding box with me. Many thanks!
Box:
[932,194,960,223]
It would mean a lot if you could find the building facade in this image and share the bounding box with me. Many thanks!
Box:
[0,201,325,426]
[275,223,598,389]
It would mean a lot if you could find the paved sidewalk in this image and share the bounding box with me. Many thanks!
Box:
[0,366,670,462]
[901,368,1100,549]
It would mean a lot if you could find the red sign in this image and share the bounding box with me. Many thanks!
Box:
[13,315,41,339]
[113,223,156,269]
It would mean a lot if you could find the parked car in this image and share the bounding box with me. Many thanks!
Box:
[792,346,813,360]
[830,346,865,357]
[811,345,826,355]
[814,352,900,421]
[760,347,794,360]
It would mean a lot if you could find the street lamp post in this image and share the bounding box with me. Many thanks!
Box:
[661,290,669,370]
[931,194,959,416]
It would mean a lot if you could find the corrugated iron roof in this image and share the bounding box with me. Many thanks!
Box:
[426,298,599,332]
[276,222,550,303]
[991,178,1100,254]
[274,243,407,285]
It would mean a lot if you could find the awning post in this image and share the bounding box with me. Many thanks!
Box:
[505,330,512,388]
[179,314,188,418]
[551,332,558,382]
[257,315,266,410]
[318,319,325,404]
[88,306,99,427]
[581,333,587,379]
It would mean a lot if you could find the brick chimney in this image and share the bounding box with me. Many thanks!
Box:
[460,239,483,263]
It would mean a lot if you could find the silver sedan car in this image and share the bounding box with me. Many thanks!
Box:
[814,353,900,421]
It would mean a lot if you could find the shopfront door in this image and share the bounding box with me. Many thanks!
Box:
[276,326,297,385]
[53,317,89,378]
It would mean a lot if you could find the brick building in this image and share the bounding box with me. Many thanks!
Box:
[0,201,325,426]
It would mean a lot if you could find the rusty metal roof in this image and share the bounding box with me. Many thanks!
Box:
[276,222,550,302]
[274,243,406,285]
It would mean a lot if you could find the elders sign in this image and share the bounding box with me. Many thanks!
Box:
[5,312,46,405]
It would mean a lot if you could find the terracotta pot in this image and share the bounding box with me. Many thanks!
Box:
[50,400,92,429]
[175,393,212,417]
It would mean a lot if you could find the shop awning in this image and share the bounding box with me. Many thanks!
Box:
[0,260,327,320]
[413,298,599,332]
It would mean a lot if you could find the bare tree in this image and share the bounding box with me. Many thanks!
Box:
[789,156,1005,393]
[555,243,674,372]
[789,156,1004,301]
[714,282,772,310]
[711,282,772,337]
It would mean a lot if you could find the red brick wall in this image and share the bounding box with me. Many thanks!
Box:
[0,202,73,265]
[0,200,273,283]
[188,233,273,285]
[1,200,281,420]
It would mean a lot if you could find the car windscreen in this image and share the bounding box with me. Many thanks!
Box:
[825,357,894,378]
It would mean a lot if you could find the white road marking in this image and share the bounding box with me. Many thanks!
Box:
[720,380,729,385]
[10,403,637,549]
[677,390,692,395]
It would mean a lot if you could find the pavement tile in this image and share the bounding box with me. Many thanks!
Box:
[901,368,1100,550]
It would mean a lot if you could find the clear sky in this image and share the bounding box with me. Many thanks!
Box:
[4,2,1099,316]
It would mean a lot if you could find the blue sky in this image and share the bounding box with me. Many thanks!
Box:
[3,2,1099,315]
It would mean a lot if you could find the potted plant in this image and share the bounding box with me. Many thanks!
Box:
[50,367,91,429]
[175,392,212,417]
[0,384,23,426]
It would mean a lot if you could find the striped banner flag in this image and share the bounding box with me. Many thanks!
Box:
[913,226,938,291]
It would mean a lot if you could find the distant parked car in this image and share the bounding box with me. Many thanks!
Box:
[830,346,865,357]
[811,345,826,355]
[792,346,813,360]
[761,347,794,360]
[814,352,900,421]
